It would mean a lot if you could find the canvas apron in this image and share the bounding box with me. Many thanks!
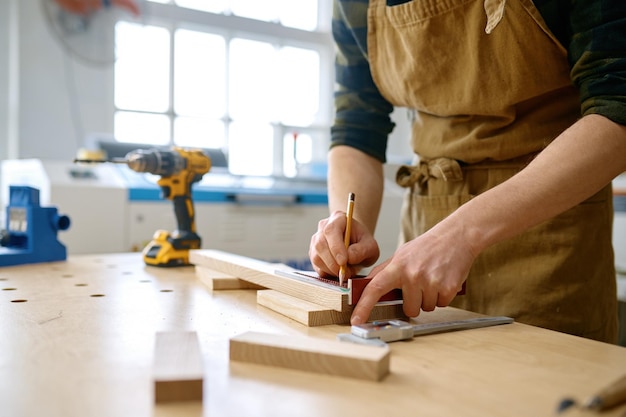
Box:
[367,0,617,342]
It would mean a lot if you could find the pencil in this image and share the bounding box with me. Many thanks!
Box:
[339,192,355,286]
[584,373,626,411]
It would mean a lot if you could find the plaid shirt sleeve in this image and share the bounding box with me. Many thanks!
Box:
[566,0,626,126]
[330,0,395,163]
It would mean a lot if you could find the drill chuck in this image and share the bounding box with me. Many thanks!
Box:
[125,149,185,176]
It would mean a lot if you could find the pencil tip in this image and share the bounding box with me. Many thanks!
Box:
[583,396,602,410]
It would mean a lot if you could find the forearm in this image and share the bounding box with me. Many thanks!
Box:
[328,146,384,234]
[448,114,626,255]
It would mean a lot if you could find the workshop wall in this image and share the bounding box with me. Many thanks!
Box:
[0,0,15,161]
[1,0,114,162]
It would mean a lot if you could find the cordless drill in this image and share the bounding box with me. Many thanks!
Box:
[76,147,211,266]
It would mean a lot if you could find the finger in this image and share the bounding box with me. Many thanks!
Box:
[349,234,380,270]
[436,281,462,307]
[420,287,437,312]
[419,277,441,313]
[309,230,335,277]
[324,211,349,267]
[350,268,398,325]
[309,216,345,277]
[401,284,423,317]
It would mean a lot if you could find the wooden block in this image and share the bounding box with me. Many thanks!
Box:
[195,265,266,291]
[190,250,348,311]
[154,331,204,403]
[229,331,390,381]
[257,289,350,326]
[257,290,406,326]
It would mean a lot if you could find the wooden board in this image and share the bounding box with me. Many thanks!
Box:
[257,289,406,326]
[229,331,390,381]
[154,331,204,403]
[195,265,266,290]
[190,249,348,311]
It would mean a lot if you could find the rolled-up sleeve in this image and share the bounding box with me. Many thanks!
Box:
[331,0,395,163]
[569,0,626,126]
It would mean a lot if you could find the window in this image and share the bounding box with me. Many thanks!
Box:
[114,0,333,177]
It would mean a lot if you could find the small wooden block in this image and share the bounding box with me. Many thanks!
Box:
[257,290,406,326]
[195,265,266,291]
[154,331,204,403]
[230,331,390,381]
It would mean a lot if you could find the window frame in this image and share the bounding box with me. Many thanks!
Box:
[114,1,334,177]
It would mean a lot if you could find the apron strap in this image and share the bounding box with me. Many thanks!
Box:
[396,152,539,189]
[484,0,507,34]
[396,158,464,189]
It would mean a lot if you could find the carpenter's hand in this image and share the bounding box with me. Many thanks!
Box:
[54,0,140,16]
[309,210,380,279]
[350,227,475,325]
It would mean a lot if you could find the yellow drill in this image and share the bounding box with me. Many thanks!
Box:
[76,147,211,266]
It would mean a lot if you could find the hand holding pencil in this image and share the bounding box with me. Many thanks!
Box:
[308,191,379,286]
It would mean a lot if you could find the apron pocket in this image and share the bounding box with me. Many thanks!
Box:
[400,191,474,243]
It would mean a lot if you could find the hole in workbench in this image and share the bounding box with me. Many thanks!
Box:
[75,283,88,287]
[2,288,17,291]
[11,299,27,303]
[0,278,7,281]
[160,289,173,293]
[62,274,73,279]
[139,280,151,283]
[90,294,105,297]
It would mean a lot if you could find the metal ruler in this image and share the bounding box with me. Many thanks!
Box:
[337,316,514,347]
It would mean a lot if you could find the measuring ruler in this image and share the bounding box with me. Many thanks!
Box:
[338,316,514,347]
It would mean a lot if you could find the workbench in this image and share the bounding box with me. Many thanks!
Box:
[1,253,625,417]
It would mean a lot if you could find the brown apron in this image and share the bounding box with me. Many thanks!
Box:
[367,0,618,342]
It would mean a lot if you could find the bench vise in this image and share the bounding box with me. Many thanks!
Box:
[0,186,70,267]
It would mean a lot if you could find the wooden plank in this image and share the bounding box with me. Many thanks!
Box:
[195,265,265,291]
[154,331,204,403]
[257,289,349,326]
[190,249,348,311]
[257,290,406,326]
[229,331,390,381]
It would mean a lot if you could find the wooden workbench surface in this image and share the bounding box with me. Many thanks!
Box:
[1,253,625,417]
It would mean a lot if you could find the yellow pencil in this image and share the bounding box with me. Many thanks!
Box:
[339,192,355,286]
[584,373,626,411]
